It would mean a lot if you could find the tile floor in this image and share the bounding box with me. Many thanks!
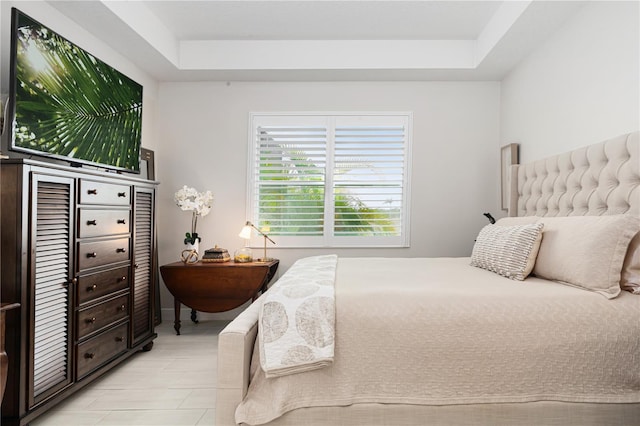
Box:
[31,320,228,426]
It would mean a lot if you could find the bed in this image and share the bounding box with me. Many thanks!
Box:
[216,131,640,426]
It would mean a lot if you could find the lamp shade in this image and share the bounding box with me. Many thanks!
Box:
[239,225,252,239]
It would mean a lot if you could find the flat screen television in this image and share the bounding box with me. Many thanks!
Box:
[7,8,143,173]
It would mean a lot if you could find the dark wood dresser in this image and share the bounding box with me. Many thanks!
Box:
[1,159,158,426]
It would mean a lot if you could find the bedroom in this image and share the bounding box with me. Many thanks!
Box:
[0,1,638,425]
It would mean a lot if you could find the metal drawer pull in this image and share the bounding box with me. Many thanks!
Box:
[115,336,124,342]
[85,352,95,359]
[117,192,127,197]
[118,276,127,282]
[118,304,126,311]
[88,284,98,292]
[87,219,97,225]
[86,317,97,324]
[87,252,97,258]
[117,219,126,224]
[116,248,126,253]
[87,189,98,195]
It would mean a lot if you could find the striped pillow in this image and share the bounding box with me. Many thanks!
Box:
[471,223,544,280]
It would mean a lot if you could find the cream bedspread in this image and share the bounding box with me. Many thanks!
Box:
[235,257,640,426]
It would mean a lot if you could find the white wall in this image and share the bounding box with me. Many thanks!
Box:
[156,81,500,316]
[0,1,160,152]
[500,1,639,162]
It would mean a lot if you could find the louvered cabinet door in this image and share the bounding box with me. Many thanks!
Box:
[131,187,155,345]
[29,174,74,407]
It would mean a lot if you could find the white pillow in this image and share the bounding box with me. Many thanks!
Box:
[471,223,544,280]
[621,231,640,294]
[533,215,640,299]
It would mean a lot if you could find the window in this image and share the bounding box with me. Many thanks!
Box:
[247,112,411,248]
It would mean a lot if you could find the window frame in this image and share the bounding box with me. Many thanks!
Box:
[246,111,412,248]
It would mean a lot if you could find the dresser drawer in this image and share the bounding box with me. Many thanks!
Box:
[77,322,128,379]
[79,180,131,206]
[78,209,131,238]
[78,238,130,271]
[77,294,129,339]
[78,266,130,305]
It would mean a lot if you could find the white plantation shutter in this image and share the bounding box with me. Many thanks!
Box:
[254,123,327,237]
[248,113,411,247]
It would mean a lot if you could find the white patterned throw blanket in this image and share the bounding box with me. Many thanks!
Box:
[258,255,337,378]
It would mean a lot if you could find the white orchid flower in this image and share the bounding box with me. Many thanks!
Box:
[174,186,214,243]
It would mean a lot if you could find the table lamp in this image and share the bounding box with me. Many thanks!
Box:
[239,221,275,262]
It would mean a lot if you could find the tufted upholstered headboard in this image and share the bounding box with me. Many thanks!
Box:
[508,131,639,218]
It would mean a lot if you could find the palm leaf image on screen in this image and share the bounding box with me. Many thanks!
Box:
[13,12,142,171]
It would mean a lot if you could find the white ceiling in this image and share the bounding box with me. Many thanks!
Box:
[145,1,502,41]
[46,0,587,82]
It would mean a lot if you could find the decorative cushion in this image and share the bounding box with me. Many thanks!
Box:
[470,223,544,280]
[621,231,640,294]
[533,215,640,299]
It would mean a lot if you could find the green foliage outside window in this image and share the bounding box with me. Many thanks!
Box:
[257,145,399,237]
